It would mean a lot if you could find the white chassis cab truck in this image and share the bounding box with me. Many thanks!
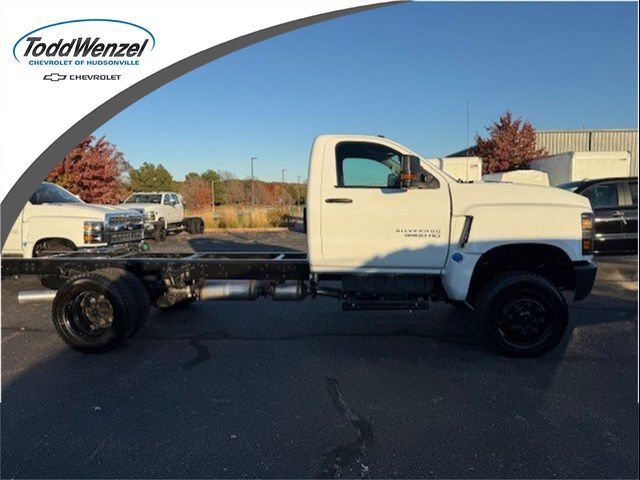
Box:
[2,182,144,259]
[2,135,597,357]
[121,192,204,242]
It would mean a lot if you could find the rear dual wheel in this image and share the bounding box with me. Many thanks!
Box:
[52,269,150,353]
[185,217,204,234]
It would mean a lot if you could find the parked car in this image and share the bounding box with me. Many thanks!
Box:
[122,192,204,241]
[558,177,638,254]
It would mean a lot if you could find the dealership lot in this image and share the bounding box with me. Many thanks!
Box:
[1,231,637,478]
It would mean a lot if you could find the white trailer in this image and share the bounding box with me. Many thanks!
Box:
[427,157,483,182]
[483,170,550,187]
[529,151,631,186]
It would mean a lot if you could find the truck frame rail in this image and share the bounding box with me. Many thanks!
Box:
[1,249,310,281]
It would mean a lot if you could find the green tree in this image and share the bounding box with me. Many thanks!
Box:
[130,163,174,191]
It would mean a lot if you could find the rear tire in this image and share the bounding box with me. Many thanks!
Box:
[52,269,140,353]
[96,269,150,335]
[475,271,568,357]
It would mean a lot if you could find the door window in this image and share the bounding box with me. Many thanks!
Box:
[582,182,620,208]
[163,194,172,205]
[170,194,181,205]
[627,180,637,206]
[336,142,402,188]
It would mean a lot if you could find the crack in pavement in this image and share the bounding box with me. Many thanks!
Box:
[181,335,211,371]
[320,377,374,479]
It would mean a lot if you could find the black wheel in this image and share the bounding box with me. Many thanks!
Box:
[153,220,167,242]
[52,269,140,353]
[185,218,196,234]
[97,269,150,335]
[475,271,568,357]
[34,240,76,289]
[195,218,205,234]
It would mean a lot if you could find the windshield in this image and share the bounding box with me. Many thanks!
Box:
[557,181,583,192]
[125,194,162,204]
[29,183,83,204]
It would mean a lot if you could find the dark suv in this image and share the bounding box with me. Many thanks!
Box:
[558,177,638,254]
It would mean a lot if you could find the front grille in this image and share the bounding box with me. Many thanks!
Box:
[105,212,144,244]
[105,230,144,243]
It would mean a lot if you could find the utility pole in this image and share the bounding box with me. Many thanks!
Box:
[466,100,470,157]
[297,175,301,205]
[281,168,286,184]
[250,156,257,205]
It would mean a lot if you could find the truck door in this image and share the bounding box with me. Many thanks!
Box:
[172,194,184,222]
[2,209,24,254]
[163,194,180,225]
[320,140,451,271]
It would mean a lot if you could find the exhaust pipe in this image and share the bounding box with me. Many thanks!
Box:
[196,280,308,301]
[197,280,267,301]
[18,290,57,304]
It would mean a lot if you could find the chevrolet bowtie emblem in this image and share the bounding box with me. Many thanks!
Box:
[43,73,67,81]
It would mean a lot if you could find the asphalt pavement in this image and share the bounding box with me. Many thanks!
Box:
[1,231,638,478]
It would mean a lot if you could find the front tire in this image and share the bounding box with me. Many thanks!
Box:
[475,271,568,357]
[34,240,76,289]
[153,219,167,243]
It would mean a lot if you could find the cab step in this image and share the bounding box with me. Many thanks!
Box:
[341,300,430,311]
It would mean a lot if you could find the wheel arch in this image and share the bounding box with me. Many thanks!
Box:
[33,237,77,256]
[466,243,575,304]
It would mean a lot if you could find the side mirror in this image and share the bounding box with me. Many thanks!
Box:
[399,155,422,188]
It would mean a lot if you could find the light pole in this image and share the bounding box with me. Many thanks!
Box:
[297,176,302,205]
[250,156,257,205]
[281,168,286,184]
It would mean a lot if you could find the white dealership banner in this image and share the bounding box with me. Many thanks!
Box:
[0,0,377,204]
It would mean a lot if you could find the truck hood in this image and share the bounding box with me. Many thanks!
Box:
[449,181,591,215]
[33,203,142,221]
[119,203,160,212]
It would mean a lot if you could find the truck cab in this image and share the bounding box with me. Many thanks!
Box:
[122,192,185,241]
[306,134,596,307]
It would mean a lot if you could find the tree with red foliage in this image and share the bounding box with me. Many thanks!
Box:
[474,111,547,174]
[180,173,212,210]
[47,136,124,204]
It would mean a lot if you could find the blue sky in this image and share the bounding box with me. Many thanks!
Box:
[95,2,638,182]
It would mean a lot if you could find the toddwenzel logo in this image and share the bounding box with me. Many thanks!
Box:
[13,19,155,76]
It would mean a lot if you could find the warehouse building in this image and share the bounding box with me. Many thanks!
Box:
[449,128,638,175]
[535,129,637,175]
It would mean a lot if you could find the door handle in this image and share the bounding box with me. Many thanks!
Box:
[612,211,625,217]
[325,198,353,204]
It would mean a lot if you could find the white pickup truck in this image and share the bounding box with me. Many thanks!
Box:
[2,182,144,259]
[121,192,204,241]
[4,135,597,357]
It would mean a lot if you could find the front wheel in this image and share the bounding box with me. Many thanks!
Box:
[153,220,167,242]
[475,271,568,357]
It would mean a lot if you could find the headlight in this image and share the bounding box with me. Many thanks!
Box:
[144,211,156,221]
[581,212,594,254]
[84,221,104,243]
